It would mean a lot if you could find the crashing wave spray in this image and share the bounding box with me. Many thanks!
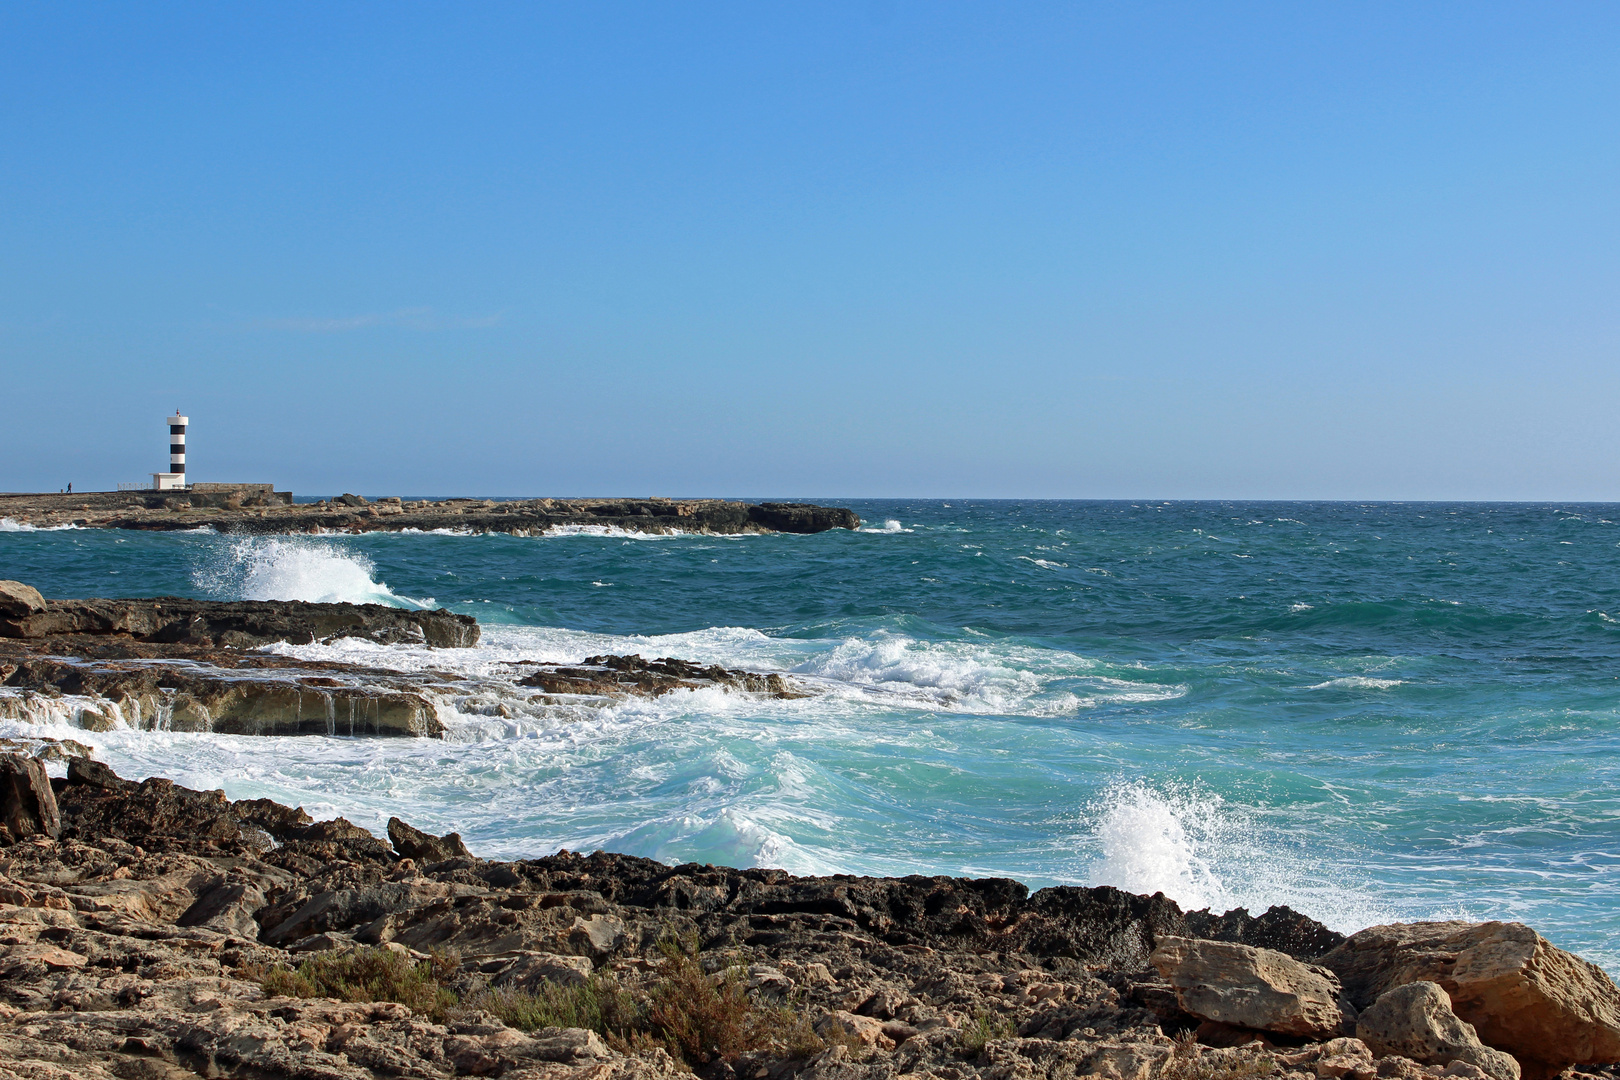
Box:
[1085,780,1234,912]
[1082,779,1395,932]
[194,536,426,607]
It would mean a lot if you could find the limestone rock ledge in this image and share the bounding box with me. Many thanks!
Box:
[0,588,480,649]
[0,753,1616,1080]
[0,585,819,738]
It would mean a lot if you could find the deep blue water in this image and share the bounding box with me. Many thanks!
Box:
[3,501,1618,969]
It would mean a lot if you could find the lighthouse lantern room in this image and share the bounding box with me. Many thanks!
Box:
[151,412,188,491]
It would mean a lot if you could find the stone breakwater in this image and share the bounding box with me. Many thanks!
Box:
[0,584,815,737]
[0,751,1616,1080]
[0,491,862,535]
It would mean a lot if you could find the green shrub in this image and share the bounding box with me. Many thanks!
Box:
[247,933,827,1069]
[249,946,461,1024]
[466,975,645,1044]
[957,1010,1015,1056]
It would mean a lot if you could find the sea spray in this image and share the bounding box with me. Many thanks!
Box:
[1085,780,1234,913]
[193,536,427,608]
[1082,779,1396,933]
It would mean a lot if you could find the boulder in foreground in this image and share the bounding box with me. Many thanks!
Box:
[1321,920,1620,1078]
[0,580,46,620]
[1357,981,1519,1080]
[1150,934,1351,1039]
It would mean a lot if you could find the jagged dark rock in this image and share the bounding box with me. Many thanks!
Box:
[0,590,815,740]
[0,588,479,648]
[518,653,810,699]
[0,753,60,843]
[388,816,473,864]
[3,647,447,736]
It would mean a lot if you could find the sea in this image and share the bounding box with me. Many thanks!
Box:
[3,501,1618,972]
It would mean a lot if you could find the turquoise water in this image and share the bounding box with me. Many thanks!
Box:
[3,501,1618,969]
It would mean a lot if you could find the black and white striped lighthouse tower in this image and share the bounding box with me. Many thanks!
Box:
[151,411,189,491]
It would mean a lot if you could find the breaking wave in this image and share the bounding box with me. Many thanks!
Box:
[0,518,80,532]
[542,524,685,539]
[193,536,428,608]
[1306,677,1404,691]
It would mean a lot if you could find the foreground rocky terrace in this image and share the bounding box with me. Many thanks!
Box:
[0,743,1617,1080]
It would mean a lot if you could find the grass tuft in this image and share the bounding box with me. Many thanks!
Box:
[466,975,647,1046]
[1156,1032,1277,1080]
[957,1010,1015,1056]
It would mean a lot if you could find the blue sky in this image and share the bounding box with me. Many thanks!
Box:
[3,3,1618,498]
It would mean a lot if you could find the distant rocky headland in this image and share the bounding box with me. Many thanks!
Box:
[0,490,862,535]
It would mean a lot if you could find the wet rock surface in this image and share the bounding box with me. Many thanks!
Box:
[517,654,810,700]
[0,589,815,738]
[0,589,480,648]
[0,751,1614,1080]
[0,492,862,535]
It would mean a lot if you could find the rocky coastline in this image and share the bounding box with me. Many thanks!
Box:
[0,749,1616,1080]
[0,584,815,737]
[3,586,1619,1078]
[0,491,862,535]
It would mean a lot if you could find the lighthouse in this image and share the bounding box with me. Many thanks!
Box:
[151,412,188,491]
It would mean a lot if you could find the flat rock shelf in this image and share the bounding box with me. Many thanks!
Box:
[0,491,862,535]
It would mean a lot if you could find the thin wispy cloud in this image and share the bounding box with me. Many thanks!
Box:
[249,307,502,333]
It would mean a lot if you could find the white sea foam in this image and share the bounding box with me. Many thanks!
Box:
[194,536,428,608]
[258,622,1177,727]
[859,519,911,534]
[1307,677,1403,690]
[542,524,684,539]
[603,806,834,876]
[788,632,1181,715]
[0,518,81,532]
[0,692,129,733]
